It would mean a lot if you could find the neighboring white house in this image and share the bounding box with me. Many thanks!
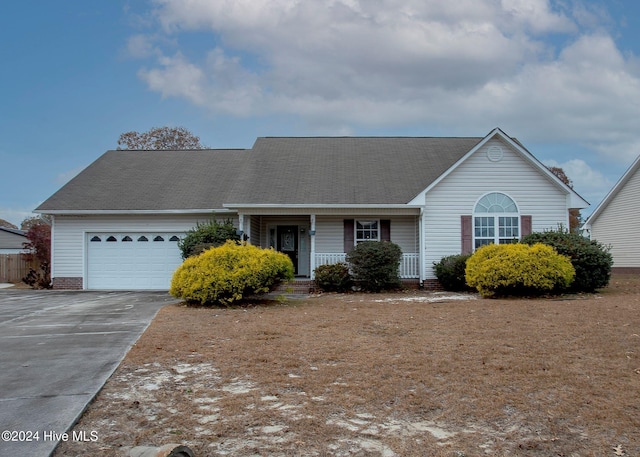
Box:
[35,128,589,290]
[583,154,640,270]
[0,226,28,254]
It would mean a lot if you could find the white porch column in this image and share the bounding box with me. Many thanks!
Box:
[238,213,244,240]
[310,214,316,279]
[244,214,251,243]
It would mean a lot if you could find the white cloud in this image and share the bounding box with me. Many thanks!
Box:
[126,34,157,58]
[139,52,207,104]
[132,0,640,165]
[500,0,576,34]
[543,158,613,205]
[0,207,37,228]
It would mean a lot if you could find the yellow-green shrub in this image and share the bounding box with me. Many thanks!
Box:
[170,240,294,305]
[465,243,575,298]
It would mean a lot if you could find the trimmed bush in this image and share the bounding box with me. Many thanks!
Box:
[465,243,575,298]
[170,241,294,305]
[178,219,240,259]
[521,229,613,292]
[433,254,472,291]
[346,241,403,292]
[314,263,353,292]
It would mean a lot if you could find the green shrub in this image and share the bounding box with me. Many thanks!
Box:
[170,241,294,305]
[433,254,472,291]
[346,241,403,292]
[314,263,353,292]
[521,229,613,292]
[178,219,240,259]
[465,243,575,298]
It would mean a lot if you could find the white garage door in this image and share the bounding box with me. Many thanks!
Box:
[87,233,184,290]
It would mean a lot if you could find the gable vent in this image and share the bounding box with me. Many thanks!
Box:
[487,145,504,162]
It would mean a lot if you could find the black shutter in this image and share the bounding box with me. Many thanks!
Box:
[344,219,355,253]
[381,219,391,241]
[461,215,472,254]
[520,215,532,238]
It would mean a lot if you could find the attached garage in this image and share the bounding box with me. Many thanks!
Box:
[86,233,184,290]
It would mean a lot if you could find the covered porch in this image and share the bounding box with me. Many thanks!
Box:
[233,207,422,281]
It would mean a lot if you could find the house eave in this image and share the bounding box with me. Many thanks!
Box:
[583,153,640,229]
[34,209,236,216]
[222,203,421,209]
[224,203,421,214]
[407,127,590,209]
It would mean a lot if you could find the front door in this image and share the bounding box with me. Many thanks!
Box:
[277,225,298,274]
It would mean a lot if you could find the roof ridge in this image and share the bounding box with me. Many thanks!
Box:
[107,148,248,152]
[0,226,26,236]
[258,136,482,139]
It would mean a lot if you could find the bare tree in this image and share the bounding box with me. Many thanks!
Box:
[548,166,581,233]
[117,126,206,150]
[21,215,51,231]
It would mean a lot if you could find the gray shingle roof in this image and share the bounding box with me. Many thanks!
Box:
[36,149,249,212]
[232,137,481,205]
[36,137,483,212]
[0,226,27,237]
[0,225,27,236]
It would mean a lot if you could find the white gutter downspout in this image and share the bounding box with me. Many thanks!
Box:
[419,207,426,285]
[310,214,316,279]
[50,215,55,288]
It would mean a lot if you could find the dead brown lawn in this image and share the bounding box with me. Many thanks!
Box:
[55,274,640,457]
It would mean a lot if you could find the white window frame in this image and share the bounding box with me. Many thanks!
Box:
[355,220,380,243]
[473,193,520,249]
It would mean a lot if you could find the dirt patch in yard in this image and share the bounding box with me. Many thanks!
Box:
[54,274,640,456]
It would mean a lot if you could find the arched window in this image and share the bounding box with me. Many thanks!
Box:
[474,192,519,248]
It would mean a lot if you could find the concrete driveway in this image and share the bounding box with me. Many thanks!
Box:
[0,289,179,456]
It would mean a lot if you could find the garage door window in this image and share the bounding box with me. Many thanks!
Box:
[122,236,132,242]
[91,236,101,242]
[138,236,148,242]
[107,236,117,242]
[154,236,164,241]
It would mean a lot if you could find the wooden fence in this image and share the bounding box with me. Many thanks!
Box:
[0,254,36,283]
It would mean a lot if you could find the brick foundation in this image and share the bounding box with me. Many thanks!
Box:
[274,280,315,294]
[274,278,439,294]
[612,267,640,275]
[52,277,83,290]
[421,278,444,291]
[401,279,421,290]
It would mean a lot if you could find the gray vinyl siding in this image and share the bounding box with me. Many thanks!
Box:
[590,165,640,268]
[314,216,418,254]
[0,230,26,250]
[423,139,569,278]
[249,215,261,245]
[51,214,237,278]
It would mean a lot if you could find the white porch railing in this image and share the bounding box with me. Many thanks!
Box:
[399,253,420,279]
[314,253,420,279]
[315,253,347,267]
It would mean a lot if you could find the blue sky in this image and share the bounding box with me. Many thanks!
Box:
[2,0,640,227]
